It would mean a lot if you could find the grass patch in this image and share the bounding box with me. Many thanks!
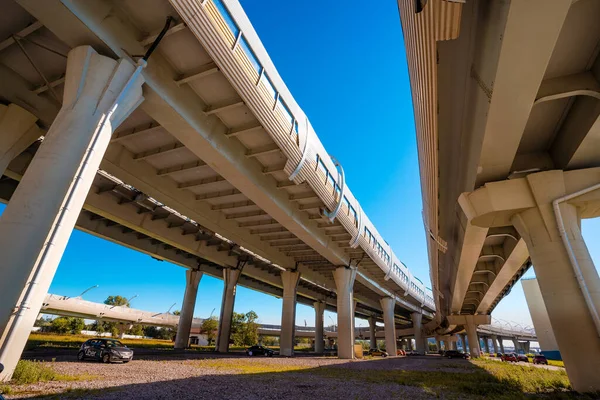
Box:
[192,359,310,374]
[11,360,93,385]
[26,333,178,351]
[0,384,12,395]
[309,359,588,399]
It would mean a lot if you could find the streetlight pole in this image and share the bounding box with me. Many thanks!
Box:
[127,294,138,306]
[76,285,98,299]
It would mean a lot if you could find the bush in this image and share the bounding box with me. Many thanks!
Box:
[12,360,62,385]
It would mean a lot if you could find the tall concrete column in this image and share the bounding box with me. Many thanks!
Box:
[368,316,377,350]
[381,297,397,356]
[0,104,41,177]
[0,46,144,381]
[512,338,520,353]
[461,334,468,352]
[466,321,481,357]
[216,267,242,353]
[491,335,499,354]
[524,341,530,354]
[333,266,357,359]
[411,312,424,354]
[436,339,442,352]
[498,337,505,353]
[175,269,203,349]
[483,337,490,354]
[512,174,600,391]
[280,270,300,357]
[314,301,325,354]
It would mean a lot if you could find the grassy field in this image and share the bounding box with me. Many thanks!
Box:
[191,358,591,399]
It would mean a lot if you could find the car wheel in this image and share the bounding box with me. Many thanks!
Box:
[248,351,253,356]
[448,356,452,359]
[102,354,111,364]
[77,351,85,361]
[383,354,387,358]
[268,353,273,357]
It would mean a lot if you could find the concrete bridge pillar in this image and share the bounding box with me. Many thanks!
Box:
[483,336,490,354]
[175,269,203,349]
[381,297,397,356]
[0,46,145,381]
[524,341,530,354]
[491,335,499,354]
[511,173,600,391]
[333,266,357,359]
[314,301,325,354]
[466,320,481,358]
[411,312,424,354]
[512,338,520,353]
[117,324,133,339]
[498,337,505,353]
[436,339,442,352]
[280,270,301,357]
[368,315,377,350]
[216,267,242,352]
[0,104,41,177]
[460,334,467,352]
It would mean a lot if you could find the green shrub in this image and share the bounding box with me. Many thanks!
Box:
[12,360,62,385]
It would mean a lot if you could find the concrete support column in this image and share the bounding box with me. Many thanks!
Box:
[175,269,203,349]
[411,312,424,354]
[491,335,499,354]
[423,337,429,353]
[280,270,301,357]
[512,338,520,353]
[0,104,41,177]
[498,337,505,353]
[483,337,490,354]
[314,301,325,354]
[524,341,530,354]
[512,177,600,391]
[0,46,144,381]
[368,316,377,350]
[461,334,468,352]
[381,297,397,356]
[436,339,442,352]
[216,267,242,353]
[466,321,481,358]
[450,338,457,350]
[333,266,357,359]
[117,324,133,339]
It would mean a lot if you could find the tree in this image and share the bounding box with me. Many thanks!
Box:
[128,324,144,337]
[49,317,84,334]
[104,295,130,307]
[231,311,259,346]
[200,317,218,345]
[172,310,181,316]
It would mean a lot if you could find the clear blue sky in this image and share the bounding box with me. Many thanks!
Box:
[3,0,599,330]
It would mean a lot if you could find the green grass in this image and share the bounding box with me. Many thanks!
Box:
[309,359,589,399]
[11,360,93,385]
[26,333,179,351]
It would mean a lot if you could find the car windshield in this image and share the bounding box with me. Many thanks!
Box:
[106,340,124,348]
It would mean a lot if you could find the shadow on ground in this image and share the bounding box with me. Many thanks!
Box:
[6,355,597,400]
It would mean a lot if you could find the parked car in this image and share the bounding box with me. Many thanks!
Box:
[517,354,529,362]
[501,353,518,362]
[495,353,503,358]
[369,348,389,357]
[533,355,548,365]
[396,349,406,356]
[246,345,274,357]
[78,338,133,363]
[444,350,470,359]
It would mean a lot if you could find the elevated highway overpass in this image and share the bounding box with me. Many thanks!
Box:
[0,0,435,380]
[41,292,536,353]
[398,0,600,392]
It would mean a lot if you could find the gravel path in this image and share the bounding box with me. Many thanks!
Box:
[4,355,444,399]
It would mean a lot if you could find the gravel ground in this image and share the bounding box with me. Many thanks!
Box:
[4,354,449,399]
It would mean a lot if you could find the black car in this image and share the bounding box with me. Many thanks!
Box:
[246,345,274,357]
[78,338,133,363]
[444,350,470,359]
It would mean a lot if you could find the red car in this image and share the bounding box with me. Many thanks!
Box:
[501,353,518,362]
[533,355,548,365]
